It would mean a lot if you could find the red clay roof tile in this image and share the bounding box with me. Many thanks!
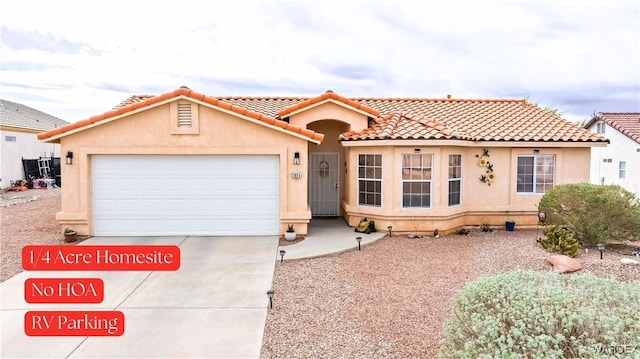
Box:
[38,89,607,145]
[277,91,380,118]
[37,88,325,143]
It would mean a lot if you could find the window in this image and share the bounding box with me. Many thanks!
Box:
[517,155,555,193]
[4,135,16,142]
[448,154,462,206]
[358,154,382,206]
[619,161,626,179]
[596,122,605,134]
[602,158,613,163]
[402,154,432,208]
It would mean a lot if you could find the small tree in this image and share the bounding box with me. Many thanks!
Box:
[538,183,640,245]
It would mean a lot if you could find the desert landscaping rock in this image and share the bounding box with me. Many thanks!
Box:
[262,231,639,358]
[547,254,583,273]
[621,258,639,265]
[1,189,638,358]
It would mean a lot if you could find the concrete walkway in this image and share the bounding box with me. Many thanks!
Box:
[280,218,387,260]
[1,236,278,359]
[1,220,385,358]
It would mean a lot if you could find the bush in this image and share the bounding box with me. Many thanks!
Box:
[538,183,640,245]
[439,270,640,359]
[537,226,580,257]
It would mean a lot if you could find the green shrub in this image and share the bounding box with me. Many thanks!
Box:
[439,270,640,359]
[537,226,580,257]
[538,183,640,245]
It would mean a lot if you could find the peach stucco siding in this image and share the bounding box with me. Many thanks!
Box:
[341,144,592,234]
[46,92,595,237]
[57,100,310,235]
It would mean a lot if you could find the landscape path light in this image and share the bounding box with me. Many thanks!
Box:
[266,289,275,309]
[387,225,392,237]
[596,243,605,260]
[356,236,362,251]
[279,249,286,263]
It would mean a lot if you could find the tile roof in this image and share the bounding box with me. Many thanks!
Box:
[113,95,156,108]
[342,98,605,142]
[1,99,69,131]
[276,91,380,118]
[222,96,607,143]
[37,89,608,144]
[37,88,324,143]
[340,113,457,141]
[586,112,640,144]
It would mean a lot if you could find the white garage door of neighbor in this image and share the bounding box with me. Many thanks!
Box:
[92,155,280,236]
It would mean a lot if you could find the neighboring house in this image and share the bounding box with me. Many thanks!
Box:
[1,99,69,189]
[584,112,640,196]
[38,87,607,237]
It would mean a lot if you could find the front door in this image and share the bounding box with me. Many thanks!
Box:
[309,152,339,217]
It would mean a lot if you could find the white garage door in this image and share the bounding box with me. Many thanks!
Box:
[92,155,279,236]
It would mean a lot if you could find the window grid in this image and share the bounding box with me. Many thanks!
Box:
[596,122,605,134]
[517,155,555,193]
[402,154,432,208]
[358,154,382,207]
[448,154,462,206]
[619,161,626,179]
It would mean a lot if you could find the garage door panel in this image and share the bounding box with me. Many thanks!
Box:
[92,155,279,236]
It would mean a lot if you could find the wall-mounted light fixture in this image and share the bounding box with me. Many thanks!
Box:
[293,152,300,165]
[533,149,540,154]
[414,148,421,153]
[65,151,73,165]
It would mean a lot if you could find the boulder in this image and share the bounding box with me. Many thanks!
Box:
[620,258,639,265]
[547,255,583,273]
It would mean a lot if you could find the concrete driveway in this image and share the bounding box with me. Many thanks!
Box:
[1,236,278,358]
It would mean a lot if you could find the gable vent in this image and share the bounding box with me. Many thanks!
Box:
[177,104,192,127]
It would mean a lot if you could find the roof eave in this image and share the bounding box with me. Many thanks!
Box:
[340,138,610,147]
[39,93,324,144]
[280,98,379,119]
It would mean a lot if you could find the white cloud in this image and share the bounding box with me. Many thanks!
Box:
[1,0,638,123]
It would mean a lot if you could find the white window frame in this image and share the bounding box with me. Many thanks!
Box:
[596,121,606,134]
[448,154,462,207]
[357,154,382,207]
[401,153,433,208]
[517,155,555,194]
[619,161,626,179]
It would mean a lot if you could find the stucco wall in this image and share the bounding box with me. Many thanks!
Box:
[57,101,311,235]
[342,144,593,233]
[1,129,61,188]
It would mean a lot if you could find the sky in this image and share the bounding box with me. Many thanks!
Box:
[1,0,639,124]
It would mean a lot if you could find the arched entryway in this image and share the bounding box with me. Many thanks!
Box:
[306,120,350,217]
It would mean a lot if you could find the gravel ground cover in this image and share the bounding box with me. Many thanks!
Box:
[261,229,639,358]
[2,189,638,357]
[1,188,67,282]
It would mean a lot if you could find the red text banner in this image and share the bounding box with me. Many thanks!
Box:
[25,278,104,304]
[25,311,124,336]
[22,245,180,271]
